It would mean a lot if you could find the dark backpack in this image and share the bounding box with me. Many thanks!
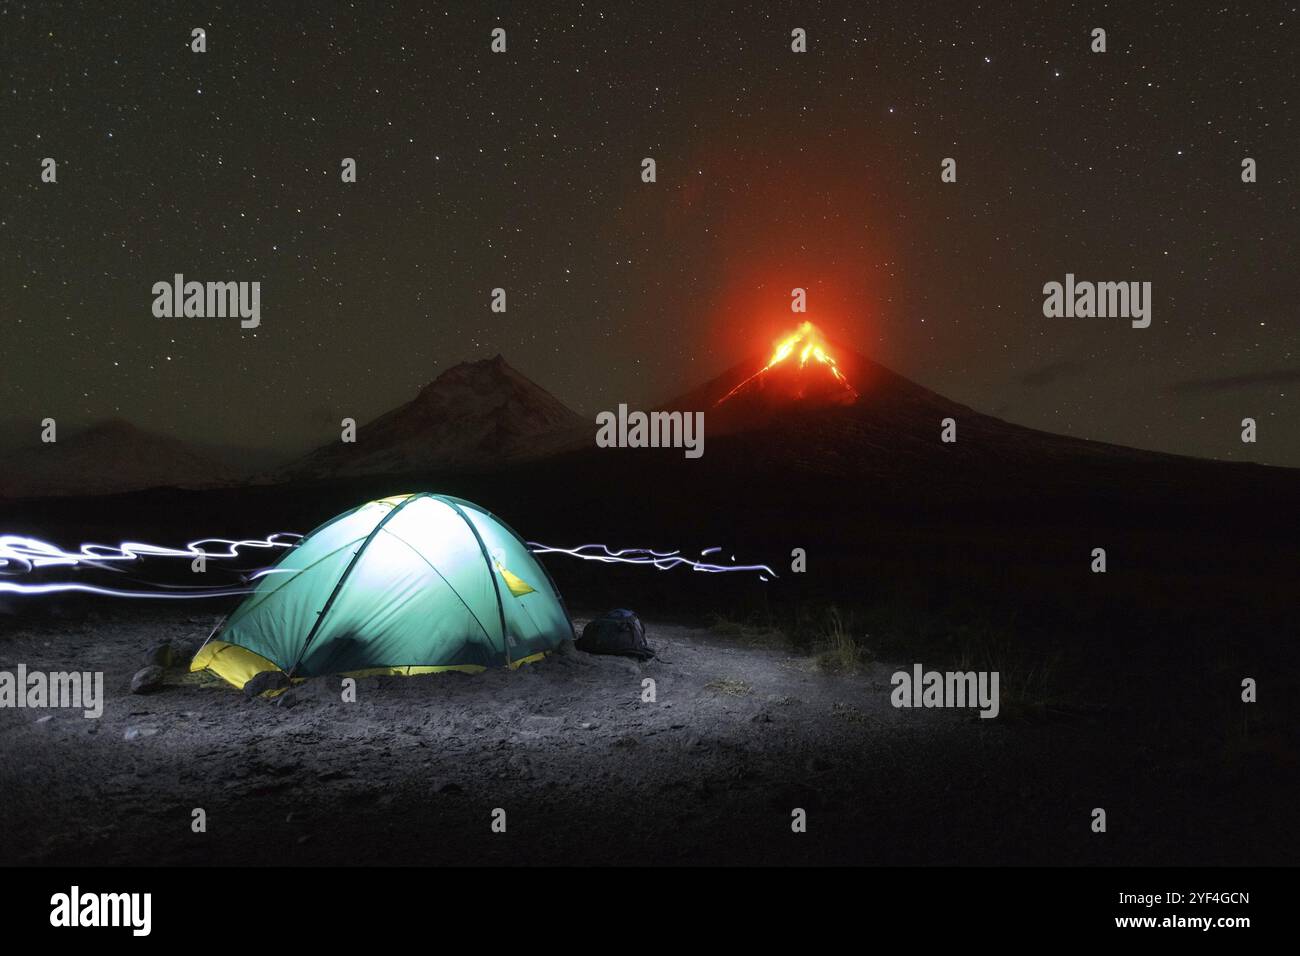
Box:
[576,609,653,660]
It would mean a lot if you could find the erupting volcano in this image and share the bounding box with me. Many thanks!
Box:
[715,322,859,407]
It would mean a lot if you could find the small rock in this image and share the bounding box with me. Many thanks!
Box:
[130,665,165,694]
[436,782,463,794]
[35,715,54,724]
[508,755,535,778]
[169,637,200,665]
[142,641,172,668]
[243,670,291,699]
[273,689,300,709]
[124,727,159,741]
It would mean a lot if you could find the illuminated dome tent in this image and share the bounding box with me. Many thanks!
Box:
[192,493,573,690]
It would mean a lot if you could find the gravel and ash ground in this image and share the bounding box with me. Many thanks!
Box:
[0,608,1290,866]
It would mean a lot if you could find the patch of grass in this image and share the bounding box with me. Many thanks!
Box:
[953,625,1064,720]
[706,613,786,646]
[1186,641,1288,755]
[182,669,230,690]
[704,677,752,696]
[831,701,869,723]
[809,606,871,673]
[772,599,1083,712]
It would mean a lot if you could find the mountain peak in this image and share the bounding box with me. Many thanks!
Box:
[288,354,584,480]
[445,352,509,374]
[716,322,860,408]
[410,353,529,398]
[77,417,146,440]
[0,419,237,499]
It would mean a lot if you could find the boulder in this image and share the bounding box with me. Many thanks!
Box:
[130,665,165,694]
[169,637,201,666]
[142,641,173,668]
[243,670,291,699]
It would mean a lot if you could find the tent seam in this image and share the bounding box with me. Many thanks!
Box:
[434,495,511,666]
[379,522,496,647]
[287,492,431,676]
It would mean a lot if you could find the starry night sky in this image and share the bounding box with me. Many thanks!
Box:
[2,2,1296,465]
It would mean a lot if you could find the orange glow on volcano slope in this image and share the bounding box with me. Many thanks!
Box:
[715,322,858,405]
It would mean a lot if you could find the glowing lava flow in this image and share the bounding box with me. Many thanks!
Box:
[715,321,858,405]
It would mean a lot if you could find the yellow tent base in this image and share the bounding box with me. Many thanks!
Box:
[192,640,548,693]
[191,640,283,690]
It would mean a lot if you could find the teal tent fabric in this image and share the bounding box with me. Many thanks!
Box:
[198,493,572,686]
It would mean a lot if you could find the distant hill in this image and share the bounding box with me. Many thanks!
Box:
[0,419,240,499]
[283,355,587,480]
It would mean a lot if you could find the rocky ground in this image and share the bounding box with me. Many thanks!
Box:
[0,608,1292,866]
